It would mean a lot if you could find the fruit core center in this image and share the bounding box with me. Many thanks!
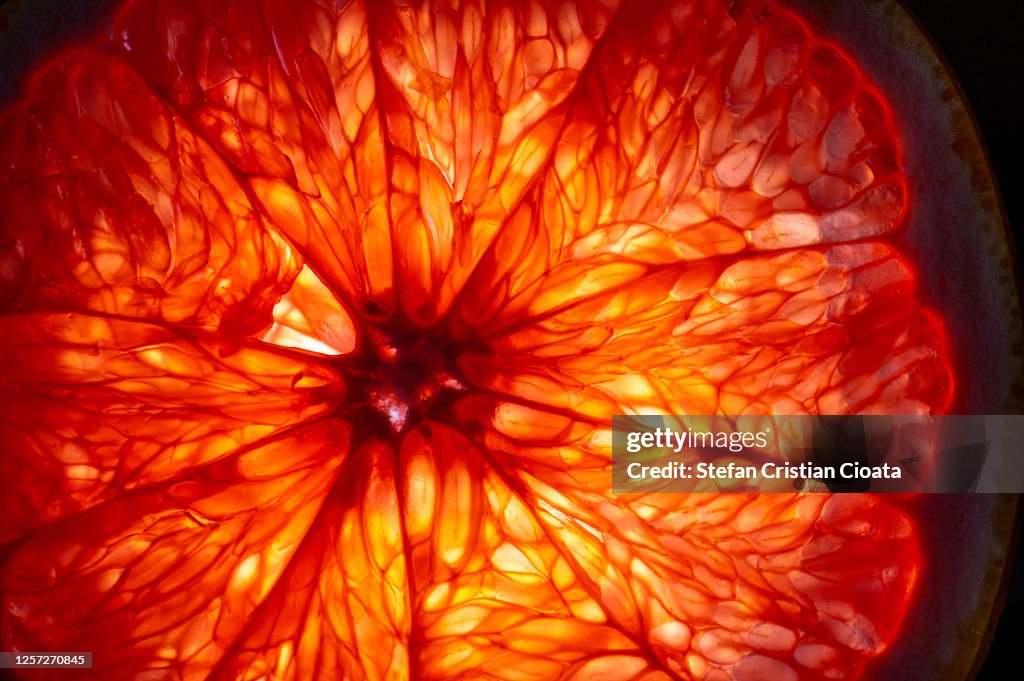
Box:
[350,328,468,433]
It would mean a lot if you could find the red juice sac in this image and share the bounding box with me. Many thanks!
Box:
[4,1,1015,680]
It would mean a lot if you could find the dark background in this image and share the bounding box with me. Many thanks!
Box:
[901,0,1023,270]
[0,0,1021,678]
[897,2,1024,677]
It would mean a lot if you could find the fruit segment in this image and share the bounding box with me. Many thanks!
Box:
[210,439,411,681]
[454,0,906,336]
[459,399,920,678]
[113,0,396,319]
[368,0,621,325]
[0,51,299,335]
[1,421,350,681]
[463,244,950,418]
[0,0,955,680]
[0,313,343,544]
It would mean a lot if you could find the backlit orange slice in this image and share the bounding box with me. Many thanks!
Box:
[0,1,956,679]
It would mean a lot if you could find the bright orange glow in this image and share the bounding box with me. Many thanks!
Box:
[0,1,952,680]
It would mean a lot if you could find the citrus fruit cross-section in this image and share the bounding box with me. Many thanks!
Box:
[0,0,961,679]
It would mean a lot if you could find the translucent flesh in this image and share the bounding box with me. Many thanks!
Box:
[0,1,952,680]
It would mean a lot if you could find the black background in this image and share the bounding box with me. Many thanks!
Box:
[901,0,1023,266]
[898,2,1023,677]
[0,0,1021,678]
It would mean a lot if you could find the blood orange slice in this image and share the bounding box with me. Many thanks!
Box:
[0,0,979,679]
